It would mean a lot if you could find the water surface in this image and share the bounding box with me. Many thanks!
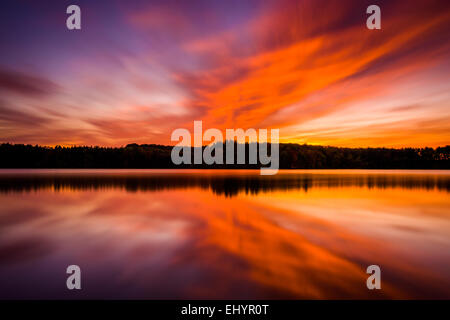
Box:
[0,169,449,299]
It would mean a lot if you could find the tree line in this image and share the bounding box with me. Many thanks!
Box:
[0,143,448,169]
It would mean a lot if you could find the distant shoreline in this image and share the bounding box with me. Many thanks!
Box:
[1,143,449,169]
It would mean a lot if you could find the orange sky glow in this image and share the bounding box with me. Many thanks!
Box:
[0,0,449,148]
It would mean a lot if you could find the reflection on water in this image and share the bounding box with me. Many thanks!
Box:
[0,169,449,299]
[0,169,449,196]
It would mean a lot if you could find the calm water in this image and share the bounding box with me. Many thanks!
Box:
[0,169,449,299]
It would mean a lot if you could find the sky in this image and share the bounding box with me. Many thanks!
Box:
[0,0,449,148]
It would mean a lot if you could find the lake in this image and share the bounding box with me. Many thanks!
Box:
[0,169,449,299]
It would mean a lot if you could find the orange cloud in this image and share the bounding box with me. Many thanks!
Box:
[1,0,449,147]
[175,2,450,148]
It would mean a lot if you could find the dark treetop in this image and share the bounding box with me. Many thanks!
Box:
[0,143,449,169]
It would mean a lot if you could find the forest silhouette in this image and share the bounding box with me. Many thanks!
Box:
[0,142,448,169]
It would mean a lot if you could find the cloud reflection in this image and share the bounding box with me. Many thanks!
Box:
[0,170,449,298]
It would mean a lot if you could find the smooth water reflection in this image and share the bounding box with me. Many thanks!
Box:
[0,170,449,299]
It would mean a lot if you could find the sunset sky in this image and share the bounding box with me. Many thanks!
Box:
[0,0,449,147]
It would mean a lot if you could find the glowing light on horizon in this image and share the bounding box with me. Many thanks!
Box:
[0,0,449,147]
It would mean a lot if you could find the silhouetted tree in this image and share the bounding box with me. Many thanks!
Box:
[0,143,448,169]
